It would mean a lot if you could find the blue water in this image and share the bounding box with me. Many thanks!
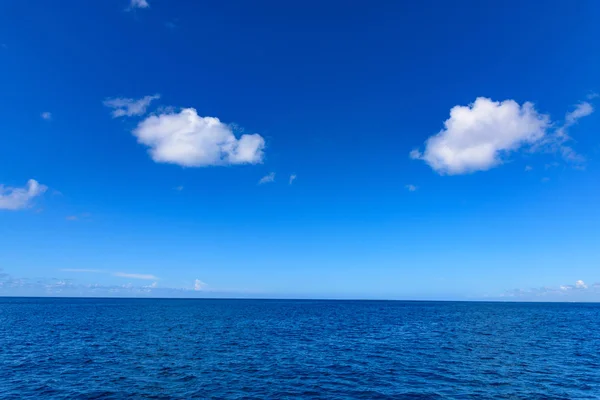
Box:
[1,299,599,399]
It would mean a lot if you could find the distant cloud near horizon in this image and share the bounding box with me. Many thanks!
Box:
[113,272,158,280]
[410,97,594,175]
[194,279,207,291]
[0,179,47,210]
[103,94,160,118]
[60,269,158,280]
[131,108,265,167]
[503,279,599,300]
[60,269,104,273]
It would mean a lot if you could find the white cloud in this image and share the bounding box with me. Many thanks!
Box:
[576,280,587,289]
[132,108,265,167]
[411,97,595,175]
[128,0,149,9]
[499,281,600,302]
[259,172,275,184]
[41,112,52,120]
[65,212,92,221]
[289,174,297,185]
[194,279,207,291]
[113,272,158,280]
[530,102,594,165]
[565,102,593,125]
[0,179,47,210]
[411,98,550,175]
[60,269,103,273]
[587,92,599,100]
[405,184,417,192]
[174,185,184,191]
[103,94,160,118]
[524,165,533,171]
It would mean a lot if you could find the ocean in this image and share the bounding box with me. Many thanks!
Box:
[0,298,599,399]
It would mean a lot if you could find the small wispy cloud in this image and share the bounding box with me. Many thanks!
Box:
[41,112,52,120]
[524,165,533,171]
[541,177,550,183]
[194,279,207,291]
[289,174,297,185]
[60,269,104,273]
[587,92,599,100]
[405,184,417,192]
[103,94,160,118]
[565,102,594,125]
[258,172,275,185]
[65,212,92,221]
[113,272,159,280]
[174,185,184,191]
[0,179,48,210]
[58,269,157,280]
[128,0,149,10]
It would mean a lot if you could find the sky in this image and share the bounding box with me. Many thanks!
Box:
[1,0,599,300]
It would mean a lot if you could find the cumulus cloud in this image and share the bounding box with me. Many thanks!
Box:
[289,174,297,185]
[411,97,594,175]
[113,272,158,280]
[405,184,417,192]
[41,112,52,120]
[194,279,207,291]
[410,98,549,174]
[259,172,275,184]
[0,179,47,210]
[132,108,265,167]
[103,94,160,118]
[128,0,149,9]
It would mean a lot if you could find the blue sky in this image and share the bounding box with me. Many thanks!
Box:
[1,0,599,300]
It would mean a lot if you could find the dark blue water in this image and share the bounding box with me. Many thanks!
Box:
[1,299,599,399]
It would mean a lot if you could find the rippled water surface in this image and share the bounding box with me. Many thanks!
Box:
[1,298,599,399]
